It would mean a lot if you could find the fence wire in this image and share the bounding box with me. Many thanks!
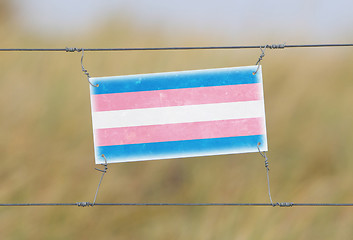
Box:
[0,43,352,52]
[1,42,353,207]
[1,202,353,207]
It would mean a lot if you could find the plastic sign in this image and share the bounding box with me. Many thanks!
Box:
[90,66,267,164]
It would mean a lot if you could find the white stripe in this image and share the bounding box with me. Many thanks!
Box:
[92,100,265,129]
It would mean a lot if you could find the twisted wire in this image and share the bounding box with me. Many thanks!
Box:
[80,49,98,87]
[257,143,274,205]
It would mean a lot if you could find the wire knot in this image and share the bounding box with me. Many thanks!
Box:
[255,51,265,65]
[253,46,267,75]
[264,159,270,170]
[274,202,293,207]
[95,155,108,173]
[266,43,286,49]
[76,202,92,207]
[257,142,270,170]
[65,47,82,52]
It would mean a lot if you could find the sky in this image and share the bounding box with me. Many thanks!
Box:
[9,0,353,43]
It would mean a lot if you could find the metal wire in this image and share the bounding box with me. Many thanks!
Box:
[257,143,273,205]
[92,155,108,206]
[1,202,353,207]
[1,42,352,208]
[253,45,267,75]
[80,49,99,87]
[0,203,78,206]
[0,43,353,52]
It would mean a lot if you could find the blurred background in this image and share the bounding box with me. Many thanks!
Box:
[1,0,353,239]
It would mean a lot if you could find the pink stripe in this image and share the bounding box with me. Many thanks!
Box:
[92,83,262,112]
[95,118,265,146]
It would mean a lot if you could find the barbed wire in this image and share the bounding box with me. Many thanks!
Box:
[0,43,352,52]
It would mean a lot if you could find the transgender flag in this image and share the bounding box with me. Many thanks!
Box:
[90,65,267,164]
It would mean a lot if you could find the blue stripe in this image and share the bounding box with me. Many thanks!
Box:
[90,66,260,95]
[95,135,267,163]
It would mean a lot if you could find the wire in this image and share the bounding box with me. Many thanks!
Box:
[94,203,353,207]
[1,202,353,207]
[92,155,108,205]
[0,43,352,52]
[1,42,352,208]
[0,203,77,206]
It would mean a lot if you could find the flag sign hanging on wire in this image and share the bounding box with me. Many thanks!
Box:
[89,65,268,164]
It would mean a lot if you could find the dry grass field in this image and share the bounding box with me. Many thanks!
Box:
[1,11,353,239]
